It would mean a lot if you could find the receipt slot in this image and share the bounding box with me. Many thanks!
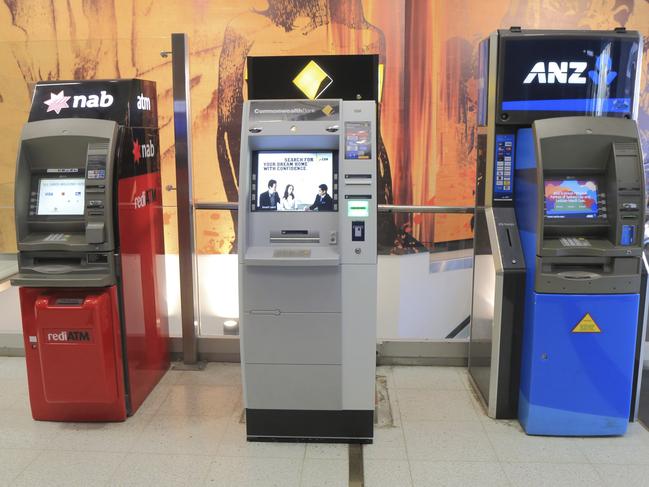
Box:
[12,79,168,421]
[238,99,377,442]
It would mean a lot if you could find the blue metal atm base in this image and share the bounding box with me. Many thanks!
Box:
[519,293,639,436]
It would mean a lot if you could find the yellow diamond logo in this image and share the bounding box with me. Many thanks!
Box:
[292,60,333,100]
[321,104,333,116]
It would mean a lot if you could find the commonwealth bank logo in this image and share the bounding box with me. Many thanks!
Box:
[292,60,333,99]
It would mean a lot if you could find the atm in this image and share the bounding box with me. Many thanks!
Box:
[515,117,645,435]
[468,28,646,433]
[238,99,377,442]
[12,79,168,421]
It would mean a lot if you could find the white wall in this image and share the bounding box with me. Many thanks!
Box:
[376,253,472,340]
[193,251,473,341]
[0,283,23,334]
[0,251,473,341]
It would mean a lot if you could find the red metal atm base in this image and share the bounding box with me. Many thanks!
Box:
[19,287,128,422]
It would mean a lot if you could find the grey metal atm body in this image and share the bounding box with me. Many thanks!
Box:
[14,119,119,286]
[238,99,377,442]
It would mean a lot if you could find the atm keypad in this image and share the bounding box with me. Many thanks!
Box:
[559,237,591,247]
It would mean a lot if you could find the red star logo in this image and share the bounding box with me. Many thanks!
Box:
[43,90,71,114]
[132,139,141,164]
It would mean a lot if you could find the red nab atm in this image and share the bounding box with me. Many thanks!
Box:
[11,79,168,421]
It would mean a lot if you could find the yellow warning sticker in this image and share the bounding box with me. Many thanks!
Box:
[572,313,602,333]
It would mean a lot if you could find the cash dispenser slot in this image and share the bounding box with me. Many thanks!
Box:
[545,262,607,278]
[14,252,117,287]
[32,256,83,272]
[270,230,320,244]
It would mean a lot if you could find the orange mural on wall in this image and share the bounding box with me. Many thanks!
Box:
[0,0,647,255]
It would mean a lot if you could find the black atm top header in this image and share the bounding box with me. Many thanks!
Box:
[496,29,642,125]
[29,79,158,128]
[247,55,379,102]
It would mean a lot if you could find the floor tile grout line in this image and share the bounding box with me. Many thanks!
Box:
[589,461,608,486]
[472,396,513,484]
[297,433,307,486]
[386,366,404,429]
[100,450,131,487]
[391,367,416,487]
[6,448,45,485]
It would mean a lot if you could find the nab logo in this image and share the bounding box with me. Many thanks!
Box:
[43,90,114,114]
[132,139,155,164]
[46,330,91,342]
[136,93,151,111]
[134,188,157,209]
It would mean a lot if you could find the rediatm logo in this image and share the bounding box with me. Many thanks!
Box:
[43,90,114,114]
[133,188,157,209]
[523,54,617,86]
[46,330,92,343]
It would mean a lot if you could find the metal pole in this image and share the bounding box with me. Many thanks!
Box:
[171,33,200,366]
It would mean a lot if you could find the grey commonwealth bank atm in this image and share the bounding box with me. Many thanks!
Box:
[238,99,377,442]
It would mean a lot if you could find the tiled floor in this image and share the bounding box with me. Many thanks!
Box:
[1,357,649,486]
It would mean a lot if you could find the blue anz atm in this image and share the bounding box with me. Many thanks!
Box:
[468,27,648,435]
[516,117,645,435]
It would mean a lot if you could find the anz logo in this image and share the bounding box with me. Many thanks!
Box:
[523,54,617,86]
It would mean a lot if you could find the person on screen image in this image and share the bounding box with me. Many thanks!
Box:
[259,179,280,209]
[307,183,333,211]
[280,184,297,211]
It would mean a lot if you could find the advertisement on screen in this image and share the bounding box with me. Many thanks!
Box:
[37,178,85,216]
[253,151,336,212]
[544,179,598,219]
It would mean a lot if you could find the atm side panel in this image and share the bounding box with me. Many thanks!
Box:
[116,124,168,414]
[339,101,377,420]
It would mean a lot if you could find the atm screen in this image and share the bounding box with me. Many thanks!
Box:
[544,179,598,219]
[252,151,337,212]
[37,178,85,216]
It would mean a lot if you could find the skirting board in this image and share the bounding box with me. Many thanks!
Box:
[4,335,649,369]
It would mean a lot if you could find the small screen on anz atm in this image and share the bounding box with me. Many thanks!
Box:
[253,151,336,212]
